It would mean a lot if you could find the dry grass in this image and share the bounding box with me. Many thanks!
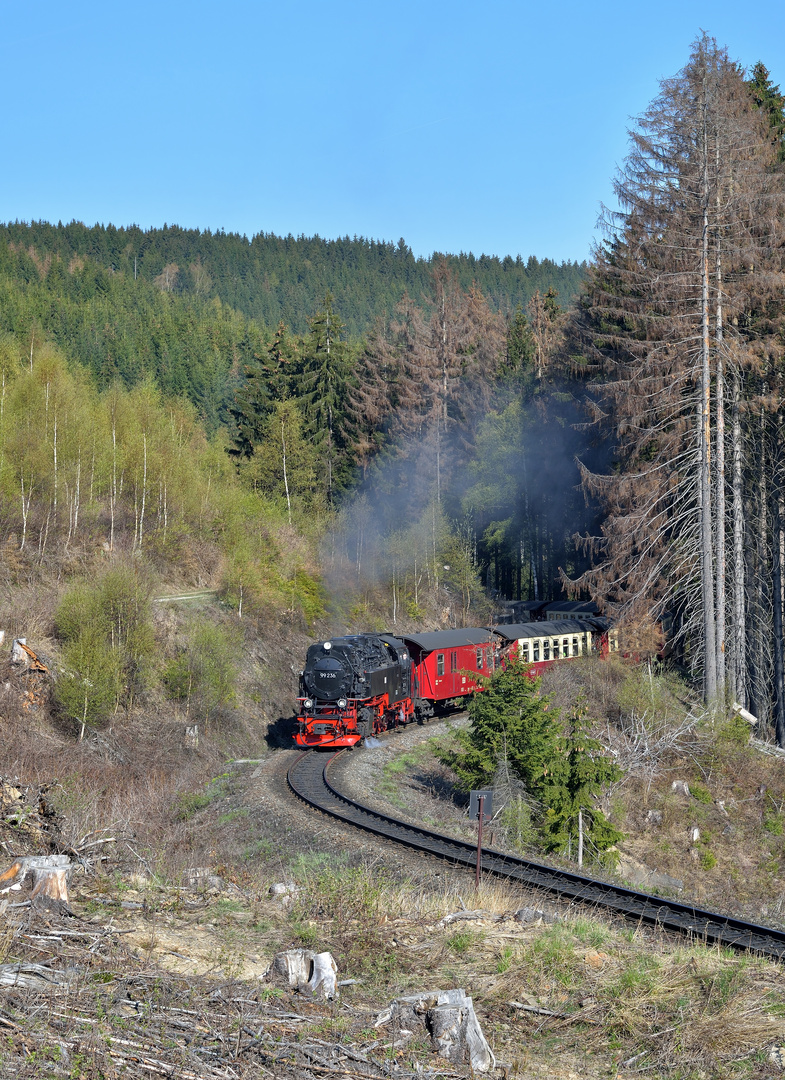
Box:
[0,751,782,1080]
[271,858,785,1073]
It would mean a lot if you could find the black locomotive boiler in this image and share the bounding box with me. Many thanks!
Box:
[295,633,415,748]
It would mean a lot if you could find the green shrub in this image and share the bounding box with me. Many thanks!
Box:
[614,666,688,726]
[700,847,717,870]
[446,930,482,954]
[763,800,784,835]
[55,632,121,737]
[499,794,539,852]
[173,791,212,821]
[54,564,154,734]
[162,654,192,701]
[717,712,752,747]
[690,782,713,804]
[163,619,240,724]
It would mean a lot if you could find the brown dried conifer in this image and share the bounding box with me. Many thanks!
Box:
[570,35,785,709]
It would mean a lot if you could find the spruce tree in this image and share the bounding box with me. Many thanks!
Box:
[444,661,564,803]
[228,322,298,459]
[445,665,623,863]
[297,293,354,502]
[502,306,536,384]
[748,62,785,161]
[541,697,623,861]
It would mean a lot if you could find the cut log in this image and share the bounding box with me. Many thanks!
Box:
[0,963,70,990]
[439,909,487,927]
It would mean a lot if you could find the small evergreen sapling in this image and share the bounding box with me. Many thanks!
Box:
[542,695,623,863]
[444,660,562,799]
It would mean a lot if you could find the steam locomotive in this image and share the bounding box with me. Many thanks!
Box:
[294,607,617,749]
[298,634,415,746]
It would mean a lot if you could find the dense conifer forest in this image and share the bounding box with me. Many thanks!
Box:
[0,221,584,431]
[0,222,584,351]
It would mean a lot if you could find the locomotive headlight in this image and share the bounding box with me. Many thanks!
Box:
[324,641,332,650]
[304,699,313,709]
[338,698,347,708]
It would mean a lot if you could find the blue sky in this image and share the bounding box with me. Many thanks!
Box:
[3,1,784,263]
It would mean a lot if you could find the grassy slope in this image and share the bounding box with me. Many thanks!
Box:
[3,526,785,1077]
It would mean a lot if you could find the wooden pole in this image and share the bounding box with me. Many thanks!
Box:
[475,795,484,889]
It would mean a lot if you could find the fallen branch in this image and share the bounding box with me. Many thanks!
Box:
[438,910,488,927]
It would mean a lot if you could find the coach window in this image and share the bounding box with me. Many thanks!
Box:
[572,636,579,656]
[543,639,550,661]
[562,638,569,657]
[532,641,539,662]
[520,641,529,662]
[476,648,483,669]
[437,653,445,676]
[450,651,458,673]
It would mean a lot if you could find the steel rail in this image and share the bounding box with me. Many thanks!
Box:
[287,749,785,960]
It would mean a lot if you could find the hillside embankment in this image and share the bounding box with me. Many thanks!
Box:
[3,584,785,1077]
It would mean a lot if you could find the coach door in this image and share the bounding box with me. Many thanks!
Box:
[448,649,459,694]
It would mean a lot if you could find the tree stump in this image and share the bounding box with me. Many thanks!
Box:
[427,990,495,1072]
[269,948,338,999]
[271,948,315,988]
[375,988,494,1072]
[304,952,337,999]
[0,855,71,913]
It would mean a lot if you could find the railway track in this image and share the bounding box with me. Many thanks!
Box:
[288,749,785,961]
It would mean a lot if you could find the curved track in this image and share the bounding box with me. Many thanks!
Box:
[288,749,785,961]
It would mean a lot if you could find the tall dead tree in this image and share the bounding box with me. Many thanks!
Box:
[571,35,785,706]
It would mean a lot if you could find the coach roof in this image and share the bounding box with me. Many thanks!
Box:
[491,620,599,640]
[397,629,497,650]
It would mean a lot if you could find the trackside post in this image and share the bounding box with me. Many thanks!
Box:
[470,790,493,889]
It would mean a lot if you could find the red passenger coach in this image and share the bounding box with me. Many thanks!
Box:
[397,629,498,719]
